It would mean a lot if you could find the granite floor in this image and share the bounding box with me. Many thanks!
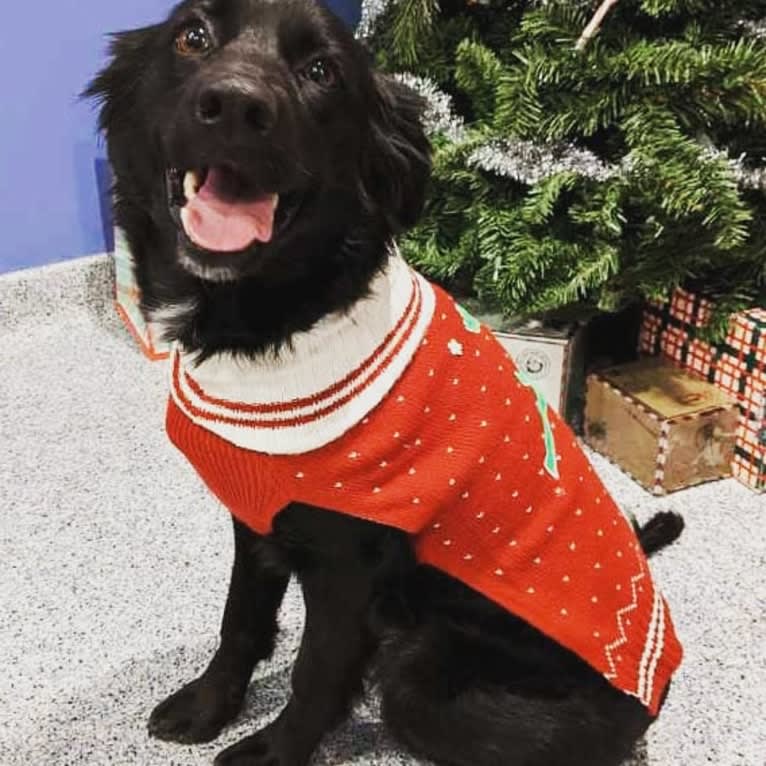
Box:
[1,256,764,766]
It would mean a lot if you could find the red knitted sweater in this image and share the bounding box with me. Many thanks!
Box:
[166,255,682,715]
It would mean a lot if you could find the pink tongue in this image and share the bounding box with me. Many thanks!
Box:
[181,168,278,253]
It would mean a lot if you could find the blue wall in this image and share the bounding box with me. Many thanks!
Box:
[0,0,361,275]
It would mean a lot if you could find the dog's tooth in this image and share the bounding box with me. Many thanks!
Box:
[183,171,199,201]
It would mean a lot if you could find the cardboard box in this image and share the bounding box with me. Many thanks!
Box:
[585,358,739,495]
[426,299,586,428]
[113,227,170,361]
[494,323,585,428]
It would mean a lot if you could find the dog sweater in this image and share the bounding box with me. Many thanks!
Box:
[166,253,682,715]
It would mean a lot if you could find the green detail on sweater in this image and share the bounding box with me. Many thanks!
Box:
[515,369,560,480]
[456,303,482,334]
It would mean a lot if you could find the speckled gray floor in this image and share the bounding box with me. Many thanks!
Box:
[1,256,764,766]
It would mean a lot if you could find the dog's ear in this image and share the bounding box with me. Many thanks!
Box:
[83,25,162,134]
[360,74,432,233]
[84,25,165,246]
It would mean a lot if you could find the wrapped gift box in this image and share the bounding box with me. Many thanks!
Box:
[584,358,739,495]
[459,300,585,428]
[640,288,765,492]
[732,366,766,490]
[113,227,170,361]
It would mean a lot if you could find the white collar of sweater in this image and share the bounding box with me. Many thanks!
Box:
[170,250,436,454]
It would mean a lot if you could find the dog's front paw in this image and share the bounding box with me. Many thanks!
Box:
[148,674,246,744]
[214,721,309,766]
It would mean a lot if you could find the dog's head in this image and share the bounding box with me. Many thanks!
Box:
[87,0,430,288]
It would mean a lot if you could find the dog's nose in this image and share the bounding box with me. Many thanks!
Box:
[195,80,276,134]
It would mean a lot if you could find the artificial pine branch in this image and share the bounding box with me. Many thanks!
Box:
[388,0,440,68]
[369,0,766,336]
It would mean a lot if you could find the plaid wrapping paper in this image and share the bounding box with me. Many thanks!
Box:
[727,308,766,358]
[114,228,170,362]
[732,414,766,490]
[638,312,664,356]
[668,287,714,328]
[659,325,690,366]
[641,289,766,492]
[686,339,717,380]
[732,368,766,490]
[743,368,766,423]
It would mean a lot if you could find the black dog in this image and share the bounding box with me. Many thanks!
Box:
[87,2,684,764]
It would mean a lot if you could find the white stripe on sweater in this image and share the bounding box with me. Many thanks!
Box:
[637,589,663,705]
[170,253,436,454]
[642,595,667,707]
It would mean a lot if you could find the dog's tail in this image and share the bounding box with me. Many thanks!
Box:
[633,511,685,557]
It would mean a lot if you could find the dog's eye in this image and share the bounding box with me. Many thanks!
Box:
[175,22,211,56]
[302,59,336,87]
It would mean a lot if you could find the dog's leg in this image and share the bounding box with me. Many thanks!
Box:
[214,508,381,766]
[149,517,289,744]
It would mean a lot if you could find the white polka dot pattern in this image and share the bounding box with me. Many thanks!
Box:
[168,268,682,717]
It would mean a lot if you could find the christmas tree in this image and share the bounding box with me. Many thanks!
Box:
[361,0,766,338]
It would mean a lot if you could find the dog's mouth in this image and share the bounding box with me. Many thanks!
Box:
[166,166,302,255]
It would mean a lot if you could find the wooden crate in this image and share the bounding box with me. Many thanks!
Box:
[640,288,765,492]
[585,357,739,495]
